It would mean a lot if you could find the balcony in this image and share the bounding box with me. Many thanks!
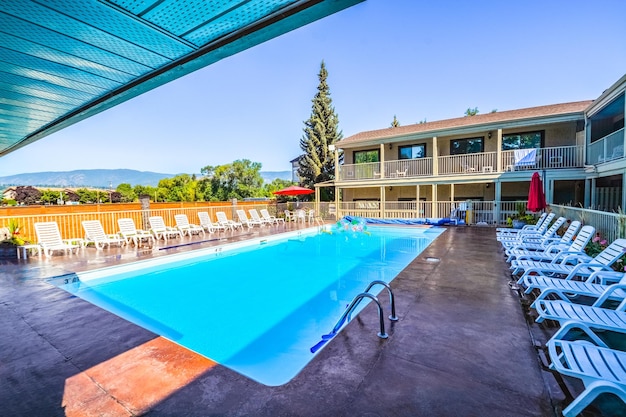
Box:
[337,145,584,181]
[587,128,624,165]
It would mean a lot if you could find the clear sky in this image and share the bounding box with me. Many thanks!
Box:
[1,0,625,177]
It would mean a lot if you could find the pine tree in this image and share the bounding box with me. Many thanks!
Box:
[298,61,342,201]
[391,115,400,127]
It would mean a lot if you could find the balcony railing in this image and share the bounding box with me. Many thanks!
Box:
[337,145,584,181]
[339,162,380,181]
[438,152,498,174]
[501,145,584,171]
[587,128,624,165]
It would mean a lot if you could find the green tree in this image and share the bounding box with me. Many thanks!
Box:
[76,188,97,204]
[391,115,400,127]
[157,174,198,202]
[133,185,158,201]
[40,189,62,205]
[464,107,479,116]
[298,61,342,201]
[262,178,295,199]
[116,183,137,202]
[198,159,264,201]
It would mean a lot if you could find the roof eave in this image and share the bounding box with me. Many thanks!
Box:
[339,111,585,149]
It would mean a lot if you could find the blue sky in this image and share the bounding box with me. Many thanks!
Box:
[1,0,625,177]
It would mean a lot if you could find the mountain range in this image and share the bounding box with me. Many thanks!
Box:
[0,169,292,188]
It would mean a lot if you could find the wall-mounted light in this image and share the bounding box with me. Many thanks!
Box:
[388,186,393,191]
[488,131,492,139]
[388,143,393,150]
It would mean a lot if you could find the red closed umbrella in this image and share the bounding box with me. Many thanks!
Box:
[272,185,315,196]
[527,172,547,212]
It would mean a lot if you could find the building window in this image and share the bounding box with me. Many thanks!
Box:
[398,144,426,159]
[450,137,484,155]
[353,149,380,163]
[502,131,543,150]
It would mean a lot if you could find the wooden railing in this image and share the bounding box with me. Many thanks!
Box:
[0,202,268,243]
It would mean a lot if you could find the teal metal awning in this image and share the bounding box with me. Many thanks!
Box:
[0,0,363,156]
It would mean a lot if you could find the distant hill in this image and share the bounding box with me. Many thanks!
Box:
[0,169,293,188]
[261,171,292,183]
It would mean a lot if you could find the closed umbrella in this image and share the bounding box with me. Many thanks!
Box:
[527,172,547,212]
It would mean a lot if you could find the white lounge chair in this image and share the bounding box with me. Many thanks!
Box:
[34,221,81,257]
[248,209,271,226]
[498,216,566,247]
[498,213,556,240]
[216,211,242,230]
[82,220,126,250]
[507,223,592,265]
[527,271,626,304]
[237,209,263,228]
[533,290,626,331]
[546,321,626,417]
[198,212,225,233]
[174,214,205,237]
[496,212,549,236]
[149,216,183,241]
[260,208,284,225]
[117,218,154,247]
[516,239,626,285]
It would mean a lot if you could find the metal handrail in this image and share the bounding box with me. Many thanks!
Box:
[363,280,398,321]
[310,281,396,353]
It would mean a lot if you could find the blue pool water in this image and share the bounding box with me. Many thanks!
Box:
[56,226,444,385]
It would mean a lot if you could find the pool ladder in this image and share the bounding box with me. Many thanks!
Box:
[310,281,398,353]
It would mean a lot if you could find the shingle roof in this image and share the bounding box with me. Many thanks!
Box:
[342,100,593,145]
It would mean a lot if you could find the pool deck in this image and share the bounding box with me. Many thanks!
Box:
[1,224,572,416]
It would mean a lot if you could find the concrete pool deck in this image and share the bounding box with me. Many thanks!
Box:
[1,225,568,416]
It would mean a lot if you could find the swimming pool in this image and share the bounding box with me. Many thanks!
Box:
[55,226,444,385]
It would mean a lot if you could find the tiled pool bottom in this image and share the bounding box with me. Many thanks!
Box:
[54,226,443,386]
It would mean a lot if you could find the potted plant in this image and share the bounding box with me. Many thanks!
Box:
[506,203,537,229]
[0,219,27,259]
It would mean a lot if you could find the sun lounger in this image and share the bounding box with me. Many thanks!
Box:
[528,275,626,308]
[496,212,548,235]
[533,293,626,331]
[237,209,263,228]
[249,208,272,226]
[117,218,154,247]
[508,224,593,266]
[505,221,580,261]
[496,212,553,237]
[34,221,81,257]
[82,220,126,250]
[516,239,626,285]
[216,211,242,230]
[149,216,183,241]
[174,214,205,237]
[198,212,225,233]
[498,216,567,248]
[260,208,285,225]
[546,321,626,417]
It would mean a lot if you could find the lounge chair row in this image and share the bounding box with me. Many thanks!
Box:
[30,209,290,257]
[498,214,626,416]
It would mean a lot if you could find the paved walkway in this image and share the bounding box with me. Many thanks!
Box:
[0,226,559,416]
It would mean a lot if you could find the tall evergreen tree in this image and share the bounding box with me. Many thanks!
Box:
[298,61,342,201]
[391,115,400,127]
